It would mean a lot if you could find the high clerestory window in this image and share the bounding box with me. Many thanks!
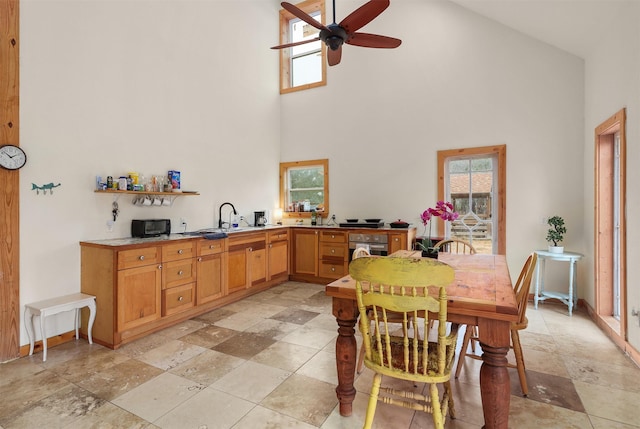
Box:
[278,0,326,94]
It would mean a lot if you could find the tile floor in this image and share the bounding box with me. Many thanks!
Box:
[1,281,639,429]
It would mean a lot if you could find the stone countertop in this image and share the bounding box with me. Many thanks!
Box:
[80,224,416,247]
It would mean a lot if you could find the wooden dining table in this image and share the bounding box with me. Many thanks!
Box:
[325,250,518,429]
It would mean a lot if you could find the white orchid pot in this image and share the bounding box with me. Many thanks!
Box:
[548,245,564,253]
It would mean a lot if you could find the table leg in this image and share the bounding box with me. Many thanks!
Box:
[39,313,48,362]
[534,257,541,309]
[87,299,96,344]
[332,297,359,417]
[568,261,576,316]
[25,308,35,356]
[478,318,511,429]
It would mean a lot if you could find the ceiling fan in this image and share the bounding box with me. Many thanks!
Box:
[270,0,402,66]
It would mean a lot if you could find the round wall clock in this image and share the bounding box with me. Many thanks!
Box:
[0,145,27,170]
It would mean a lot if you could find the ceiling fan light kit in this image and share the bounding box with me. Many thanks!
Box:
[271,0,401,66]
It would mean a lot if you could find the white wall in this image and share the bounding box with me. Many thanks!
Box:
[19,0,282,344]
[583,2,640,347]
[281,0,585,282]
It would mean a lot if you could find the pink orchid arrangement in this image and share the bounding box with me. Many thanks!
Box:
[419,201,459,251]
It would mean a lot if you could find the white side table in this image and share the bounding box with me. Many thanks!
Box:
[24,292,96,361]
[533,250,583,316]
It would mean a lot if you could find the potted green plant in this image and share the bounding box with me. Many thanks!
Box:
[546,215,566,253]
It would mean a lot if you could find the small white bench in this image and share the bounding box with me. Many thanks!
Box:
[24,292,96,361]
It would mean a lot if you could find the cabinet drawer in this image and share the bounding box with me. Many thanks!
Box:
[267,229,289,243]
[162,283,195,316]
[320,231,347,243]
[268,229,289,242]
[198,239,227,256]
[320,244,347,260]
[118,247,160,270]
[162,242,196,262]
[163,259,196,289]
[319,261,348,279]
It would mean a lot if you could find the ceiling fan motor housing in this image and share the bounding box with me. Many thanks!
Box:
[320,24,348,50]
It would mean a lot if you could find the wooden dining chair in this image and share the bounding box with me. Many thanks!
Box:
[433,239,476,254]
[351,257,460,429]
[454,252,538,396]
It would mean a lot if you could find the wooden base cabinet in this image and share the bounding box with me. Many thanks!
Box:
[227,233,267,294]
[197,239,227,305]
[116,258,162,332]
[268,229,289,280]
[292,229,319,276]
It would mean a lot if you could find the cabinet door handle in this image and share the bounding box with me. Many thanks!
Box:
[394,238,399,242]
[269,244,273,248]
[331,249,335,254]
[331,235,335,239]
[138,255,145,261]
[178,249,184,254]
[198,257,202,262]
[178,296,183,302]
[331,267,336,272]
[209,245,215,249]
[249,247,253,252]
[158,264,163,269]
[178,270,184,276]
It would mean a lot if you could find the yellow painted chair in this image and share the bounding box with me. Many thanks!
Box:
[454,252,538,396]
[351,257,459,429]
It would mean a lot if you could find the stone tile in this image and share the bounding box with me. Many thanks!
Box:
[192,307,237,324]
[232,405,317,429]
[0,384,104,428]
[270,308,320,325]
[515,369,585,412]
[178,324,239,348]
[296,349,338,385]
[169,349,245,386]
[261,373,338,427]
[214,311,268,331]
[71,401,151,428]
[243,318,301,340]
[562,355,640,393]
[211,360,291,403]
[136,339,207,371]
[507,395,593,428]
[154,387,254,429]
[111,372,205,422]
[589,415,640,429]
[0,369,72,420]
[76,358,164,401]
[154,319,208,340]
[303,312,340,331]
[280,324,337,350]
[212,332,276,359]
[251,341,320,373]
[574,380,640,426]
[48,346,130,383]
[115,332,180,359]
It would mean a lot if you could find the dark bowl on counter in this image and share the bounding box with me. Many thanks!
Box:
[345,218,359,223]
[365,218,382,223]
[389,220,410,228]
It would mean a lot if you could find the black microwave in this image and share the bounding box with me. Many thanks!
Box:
[131,219,171,238]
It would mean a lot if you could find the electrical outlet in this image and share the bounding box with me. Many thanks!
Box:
[106,220,114,232]
[180,217,187,226]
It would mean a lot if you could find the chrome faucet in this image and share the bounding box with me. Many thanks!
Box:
[218,202,237,229]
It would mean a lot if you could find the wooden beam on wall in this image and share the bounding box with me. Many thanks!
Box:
[0,0,20,362]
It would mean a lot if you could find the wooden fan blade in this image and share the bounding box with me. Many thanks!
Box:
[281,2,327,32]
[328,46,342,66]
[339,0,390,34]
[346,32,401,48]
[271,37,320,50]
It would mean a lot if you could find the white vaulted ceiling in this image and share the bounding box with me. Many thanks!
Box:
[450,0,630,58]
